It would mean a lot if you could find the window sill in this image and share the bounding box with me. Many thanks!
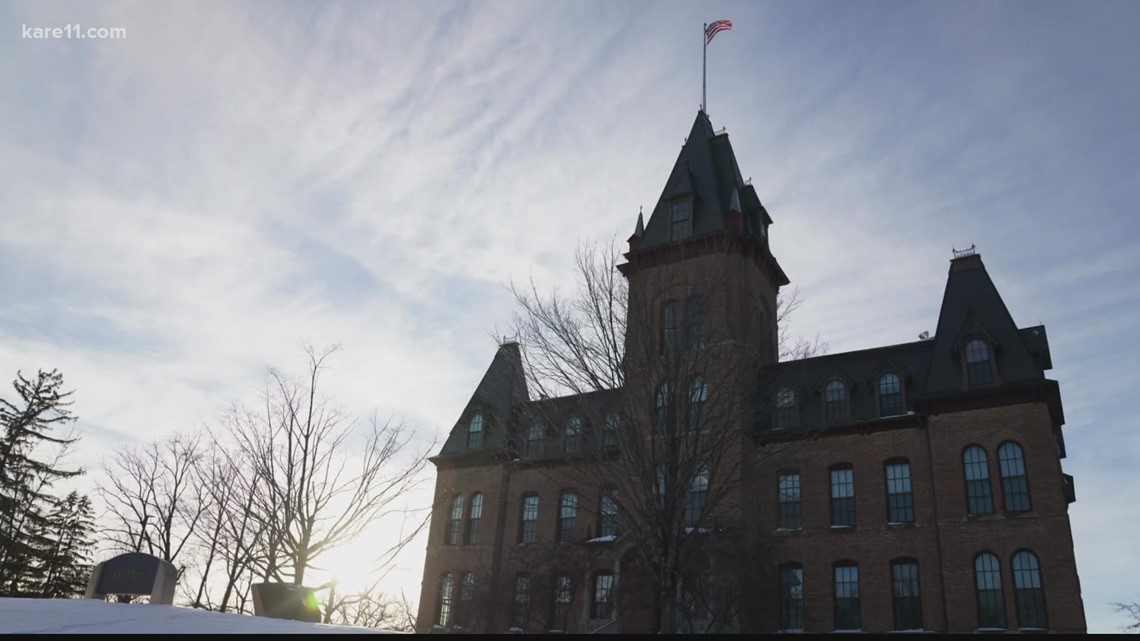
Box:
[886,522,916,529]
[972,627,1007,634]
[829,525,856,533]
[1005,510,1038,519]
[775,527,804,536]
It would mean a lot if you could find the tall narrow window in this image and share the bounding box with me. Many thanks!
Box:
[879,373,903,416]
[775,388,796,429]
[558,491,578,542]
[599,487,618,537]
[466,493,484,545]
[438,573,454,627]
[825,380,848,423]
[999,442,1031,512]
[831,466,856,527]
[511,574,531,630]
[780,564,805,631]
[684,464,709,528]
[592,572,614,619]
[689,376,708,431]
[551,575,572,632]
[670,201,691,240]
[564,418,581,454]
[891,560,922,630]
[603,413,620,449]
[687,295,706,350]
[519,494,539,544]
[833,563,861,630]
[886,461,914,523]
[975,553,1007,629]
[457,573,475,628]
[662,301,679,353]
[1012,550,1047,629]
[526,423,544,458]
[446,495,464,545]
[655,382,672,431]
[466,414,484,450]
[963,445,995,515]
[966,339,993,386]
[778,471,802,530]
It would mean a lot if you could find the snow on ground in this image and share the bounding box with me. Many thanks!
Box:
[0,598,395,634]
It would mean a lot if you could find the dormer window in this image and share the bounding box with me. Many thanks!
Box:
[878,373,903,417]
[965,339,993,386]
[775,387,797,429]
[466,414,484,450]
[824,380,848,423]
[670,201,691,240]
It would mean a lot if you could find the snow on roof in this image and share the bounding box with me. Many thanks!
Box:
[0,598,396,634]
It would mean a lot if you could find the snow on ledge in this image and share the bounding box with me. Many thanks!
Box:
[0,598,395,634]
[585,535,618,543]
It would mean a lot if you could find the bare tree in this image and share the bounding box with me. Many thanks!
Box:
[98,431,208,577]
[1113,600,1140,633]
[503,238,826,633]
[230,344,432,587]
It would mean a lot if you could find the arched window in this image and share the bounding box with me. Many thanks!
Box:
[879,373,903,416]
[446,495,464,545]
[591,572,614,619]
[563,418,581,454]
[511,574,531,630]
[599,487,618,537]
[885,460,914,524]
[963,446,994,515]
[965,339,993,386]
[1012,550,1047,629]
[603,413,620,449]
[999,442,1031,512]
[830,465,856,527]
[655,382,672,431]
[466,414,484,450]
[551,575,573,632]
[438,573,454,627]
[833,562,861,631]
[825,380,848,423]
[689,376,708,431]
[457,572,475,628]
[519,494,539,544]
[684,464,709,528]
[557,491,578,542]
[975,553,1006,629]
[778,470,802,529]
[891,559,922,630]
[775,387,796,429]
[780,563,805,631]
[466,493,484,545]
[526,423,544,458]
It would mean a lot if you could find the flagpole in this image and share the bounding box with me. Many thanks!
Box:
[702,22,707,113]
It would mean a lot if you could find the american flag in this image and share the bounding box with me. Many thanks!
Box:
[705,19,732,46]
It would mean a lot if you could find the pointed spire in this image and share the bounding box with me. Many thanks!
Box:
[728,188,742,213]
[628,207,645,251]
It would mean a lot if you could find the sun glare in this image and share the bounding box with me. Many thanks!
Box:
[315,538,384,594]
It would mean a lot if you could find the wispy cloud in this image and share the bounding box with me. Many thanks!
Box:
[1,0,1138,630]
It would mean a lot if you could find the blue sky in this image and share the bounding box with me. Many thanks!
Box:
[2,0,1138,631]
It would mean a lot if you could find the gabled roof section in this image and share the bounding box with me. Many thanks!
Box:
[437,342,529,457]
[637,111,768,249]
[924,253,1044,394]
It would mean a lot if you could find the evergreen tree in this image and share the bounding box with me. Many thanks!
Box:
[0,369,82,595]
[38,491,97,598]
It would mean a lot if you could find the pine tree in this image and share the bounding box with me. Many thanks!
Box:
[38,491,97,598]
[0,369,82,596]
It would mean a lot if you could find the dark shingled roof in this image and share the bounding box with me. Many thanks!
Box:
[437,342,529,457]
[924,254,1044,396]
[637,111,772,251]
[757,252,1059,435]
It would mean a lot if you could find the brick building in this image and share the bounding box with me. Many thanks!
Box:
[415,111,1085,634]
